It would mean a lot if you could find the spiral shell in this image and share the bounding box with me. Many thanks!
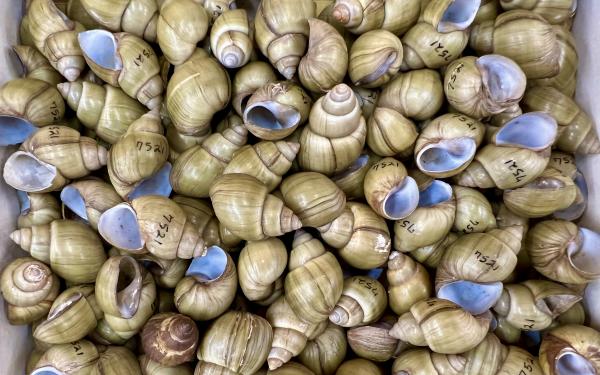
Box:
[139,354,194,375]
[409,232,458,269]
[80,0,158,41]
[95,255,144,319]
[210,9,252,68]
[499,0,576,24]
[299,322,347,375]
[158,0,209,65]
[539,324,600,375]
[17,192,61,229]
[392,349,466,375]
[13,45,63,86]
[141,313,199,366]
[329,276,387,327]
[3,151,69,193]
[60,178,122,230]
[349,30,402,88]
[331,0,420,35]
[336,359,382,375]
[421,0,482,32]
[166,125,211,162]
[347,317,399,362]
[238,238,288,304]
[387,252,432,315]
[330,153,379,200]
[401,22,469,70]
[453,186,497,234]
[32,340,99,374]
[366,107,417,158]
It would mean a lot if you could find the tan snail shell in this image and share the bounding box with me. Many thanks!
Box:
[299,322,347,375]
[522,85,600,154]
[63,0,103,30]
[499,0,576,24]
[330,152,380,200]
[195,311,273,374]
[298,83,366,174]
[170,126,247,198]
[284,230,344,324]
[17,192,61,229]
[27,0,86,81]
[394,180,456,252]
[453,186,497,234]
[421,0,482,32]
[79,0,158,41]
[32,340,99,374]
[444,55,526,119]
[367,107,417,158]
[387,252,432,315]
[60,178,122,230]
[548,151,577,179]
[166,125,210,162]
[389,298,492,354]
[199,0,236,21]
[166,50,231,136]
[266,296,328,370]
[330,0,421,35]
[469,10,560,79]
[336,359,382,375]
[329,276,387,327]
[3,149,71,193]
[10,220,106,284]
[493,279,581,332]
[0,257,59,325]
[95,256,145,318]
[238,238,288,304]
[363,157,419,220]
[141,313,199,366]
[254,0,315,79]
[210,9,253,69]
[13,45,63,86]
[232,61,278,116]
[348,29,403,88]
[90,346,142,374]
[392,349,466,375]
[347,316,400,362]
[526,220,600,284]
[298,18,348,93]
[318,202,391,269]
[377,69,444,121]
[139,354,194,375]
[111,248,188,289]
[435,226,523,315]
[158,0,209,65]
[244,81,312,141]
[409,232,458,269]
[58,80,146,144]
[174,246,238,321]
[539,324,600,375]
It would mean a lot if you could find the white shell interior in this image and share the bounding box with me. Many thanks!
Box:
[78,29,123,70]
[46,292,82,321]
[97,203,143,251]
[437,280,503,315]
[569,227,600,274]
[186,245,228,282]
[2,151,57,192]
[60,185,88,221]
[477,54,526,103]
[383,176,420,219]
[555,171,588,221]
[127,162,173,200]
[115,256,142,319]
[438,0,481,32]
[556,352,596,375]
[244,101,301,130]
[16,190,29,215]
[30,366,65,375]
[418,180,453,207]
[417,137,477,174]
[0,116,36,146]
[495,112,558,151]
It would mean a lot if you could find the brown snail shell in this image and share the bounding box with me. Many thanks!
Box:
[32,340,99,374]
[392,348,466,375]
[141,313,199,366]
[335,359,382,375]
[232,61,278,117]
[387,252,432,315]
[348,29,403,88]
[17,192,61,229]
[210,9,253,69]
[158,0,209,65]
[60,178,122,230]
[284,230,344,324]
[13,45,63,86]
[331,0,420,36]
[347,316,400,362]
[299,322,347,375]
[329,276,387,327]
[238,238,288,304]
[539,324,600,375]
[367,107,418,158]
[318,202,391,269]
[453,186,497,234]
[401,22,469,70]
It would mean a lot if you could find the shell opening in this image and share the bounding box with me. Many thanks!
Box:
[416,137,476,174]
[185,245,228,282]
[0,115,37,146]
[569,228,600,275]
[477,54,526,103]
[245,102,301,130]
[78,30,123,70]
[17,190,30,215]
[31,366,65,375]
[495,112,557,151]
[555,172,588,221]
[418,180,453,207]
[438,0,481,32]
[556,351,596,375]
[60,185,89,221]
[116,256,142,318]
[3,151,58,192]
[333,154,369,179]
[98,203,144,251]
[46,292,83,321]
[383,176,420,219]
[437,280,503,315]
[128,162,173,200]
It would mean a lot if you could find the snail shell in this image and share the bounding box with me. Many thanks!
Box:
[453,186,497,234]
[493,279,581,332]
[0,257,59,325]
[141,313,199,366]
[91,346,142,374]
[3,151,68,193]
[363,157,419,220]
[298,84,366,174]
[392,349,466,375]
[139,354,194,375]
[254,0,315,79]
[389,298,492,354]
[394,180,455,252]
[318,202,391,269]
[244,81,312,141]
[210,173,302,241]
[170,126,247,198]
[27,0,86,81]
[166,50,231,136]
[377,69,444,121]
[232,61,278,116]
[195,311,273,374]
[298,18,348,93]
[79,0,158,41]
[210,9,253,68]
[444,55,526,119]
[329,276,387,327]
[299,322,347,375]
[330,153,380,201]
[349,29,403,88]
[284,230,344,324]
[267,362,316,375]
[166,125,211,162]
[19,13,35,48]
[64,0,103,30]
[174,246,238,320]
[367,107,417,158]
[32,340,99,374]
[158,0,209,65]
[111,247,188,289]
[539,324,600,375]
[526,220,600,284]
[13,45,63,86]
[95,255,145,319]
[60,178,122,230]
[409,232,458,269]
[58,81,146,144]
[199,0,237,21]
[79,30,163,109]
[387,252,432,315]
[336,359,382,375]
[401,22,469,70]
[421,0,481,32]
[547,151,577,179]
[331,0,420,35]
[499,0,576,24]
[10,220,106,284]
[238,238,288,304]
[347,317,399,362]
[266,296,328,370]
[17,192,61,229]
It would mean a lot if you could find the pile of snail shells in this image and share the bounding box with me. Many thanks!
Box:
[2,0,600,374]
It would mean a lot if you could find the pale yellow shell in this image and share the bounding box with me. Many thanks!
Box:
[158,0,209,65]
[210,9,253,68]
